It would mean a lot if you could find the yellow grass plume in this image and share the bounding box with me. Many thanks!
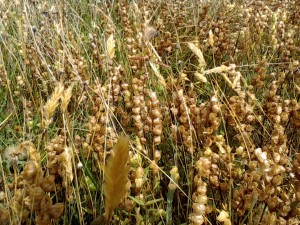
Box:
[104,135,130,224]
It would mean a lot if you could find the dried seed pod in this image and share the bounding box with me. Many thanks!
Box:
[24,196,42,211]
[151,160,159,174]
[168,182,177,191]
[36,212,51,225]
[132,107,141,114]
[152,117,161,126]
[151,109,161,118]
[153,136,161,145]
[154,150,162,162]
[135,178,144,189]
[271,175,283,186]
[217,210,231,225]
[153,125,162,136]
[136,167,144,178]
[123,198,135,212]
[192,203,206,215]
[23,161,38,181]
[49,203,64,219]
[41,175,56,192]
[189,214,204,225]
[210,175,219,187]
[40,195,52,211]
[267,196,279,211]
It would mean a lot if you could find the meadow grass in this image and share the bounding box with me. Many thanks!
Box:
[0,0,299,224]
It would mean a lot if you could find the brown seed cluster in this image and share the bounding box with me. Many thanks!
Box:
[1,142,64,225]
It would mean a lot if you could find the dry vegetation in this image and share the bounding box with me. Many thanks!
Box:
[0,0,300,224]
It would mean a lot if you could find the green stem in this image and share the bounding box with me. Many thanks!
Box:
[166,188,175,225]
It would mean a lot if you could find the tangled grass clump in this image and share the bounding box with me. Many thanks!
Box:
[0,0,299,224]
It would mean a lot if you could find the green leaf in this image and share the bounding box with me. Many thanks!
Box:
[145,198,164,206]
[128,196,145,206]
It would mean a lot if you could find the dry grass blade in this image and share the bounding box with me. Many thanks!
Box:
[149,60,166,88]
[43,82,64,128]
[202,65,234,88]
[187,42,206,70]
[106,34,115,60]
[104,135,130,224]
[203,65,230,74]
[194,72,208,83]
[295,84,300,94]
[61,84,73,113]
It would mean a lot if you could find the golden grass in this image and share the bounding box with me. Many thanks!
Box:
[104,135,130,224]
[0,0,299,224]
